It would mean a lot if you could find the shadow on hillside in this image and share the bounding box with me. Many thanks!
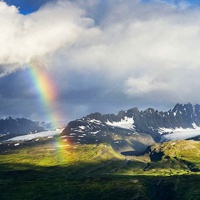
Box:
[120,140,149,156]
[111,139,152,156]
[1,162,200,200]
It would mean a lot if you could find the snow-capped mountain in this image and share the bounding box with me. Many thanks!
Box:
[2,103,200,155]
[0,117,45,136]
[61,103,200,145]
[0,117,60,142]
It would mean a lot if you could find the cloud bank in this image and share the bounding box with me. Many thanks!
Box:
[1,0,200,120]
[0,1,96,73]
[54,0,200,105]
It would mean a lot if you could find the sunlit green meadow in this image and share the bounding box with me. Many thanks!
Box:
[0,139,200,200]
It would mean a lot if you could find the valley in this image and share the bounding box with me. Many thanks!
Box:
[1,103,200,199]
[0,136,200,200]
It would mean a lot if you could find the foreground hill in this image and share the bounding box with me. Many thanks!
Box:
[0,138,200,200]
[145,140,200,174]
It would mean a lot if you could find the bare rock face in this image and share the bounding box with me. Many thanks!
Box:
[62,103,200,142]
[61,103,200,154]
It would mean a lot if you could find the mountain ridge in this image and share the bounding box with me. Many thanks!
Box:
[0,117,54,141]
[61,103,200,154]
[0,117,46,134]
[2,103,200,155]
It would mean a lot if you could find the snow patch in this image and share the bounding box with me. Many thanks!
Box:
[79,126,86,130]
[158,128,174,135]
[88,119,102,124]
[7,130,62,142]
[90,131,99,134]
[173,112,177,116]
[161,126,200,141]
[192,123,198,128]
[106,117,134,130]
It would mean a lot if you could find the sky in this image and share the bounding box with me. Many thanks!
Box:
[1,0,200,123]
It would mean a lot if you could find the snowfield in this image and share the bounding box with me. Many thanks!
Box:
[106,117,134,130]
[7,129,62,141]
[161,126,200,141]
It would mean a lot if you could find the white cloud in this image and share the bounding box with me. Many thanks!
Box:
[124,76,169,96]
[0,1,96,74]
[1,0,200,108]
[56,0,200,104]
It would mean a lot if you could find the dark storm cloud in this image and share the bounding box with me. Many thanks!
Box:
[0,69,37,99]
[0,69,47,120]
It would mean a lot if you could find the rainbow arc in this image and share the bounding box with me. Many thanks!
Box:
[30,61,61,130]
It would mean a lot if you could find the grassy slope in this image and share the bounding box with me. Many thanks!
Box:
[0,139,200,200]
[147,140,200,174]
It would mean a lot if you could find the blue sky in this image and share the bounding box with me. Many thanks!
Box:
[4,0,53,14]
[1,0,200,123]
[5,0,200,15]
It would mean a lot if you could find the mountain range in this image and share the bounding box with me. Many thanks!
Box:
[1,103,200,155]
[0,117,52,141]
[61,103,200,154]
[1,103,200,200]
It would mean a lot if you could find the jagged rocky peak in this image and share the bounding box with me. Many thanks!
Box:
[170,102,200,128]
[109,107,140,121]
[62,103,200,144]
[104,113,119,123]
[194,104,200,126]
[83,108,141,124]
[172,102,194,113]
[144,108,155,113]
[85,112,103,121]
[117,110,126,119]
[85,112,116,123]
[125,107,140,118]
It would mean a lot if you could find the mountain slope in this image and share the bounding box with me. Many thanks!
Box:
[61,114,155,155]
[61,103,200,153]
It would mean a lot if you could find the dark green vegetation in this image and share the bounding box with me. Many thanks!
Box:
[0,139,200,200]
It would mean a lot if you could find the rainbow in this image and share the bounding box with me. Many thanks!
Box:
[55,136,71,163]
[29,61,71,163]
[29,60,61,130]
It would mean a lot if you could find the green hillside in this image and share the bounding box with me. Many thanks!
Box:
[146,140,200,174]
[0,138,200,200]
